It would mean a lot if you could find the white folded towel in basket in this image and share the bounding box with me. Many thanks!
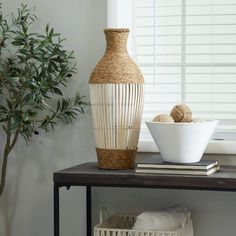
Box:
[132,205,191,231]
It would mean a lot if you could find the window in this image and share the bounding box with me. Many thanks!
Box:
[107,0,236,154]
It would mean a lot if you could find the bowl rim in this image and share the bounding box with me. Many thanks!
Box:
[145,119,219,125]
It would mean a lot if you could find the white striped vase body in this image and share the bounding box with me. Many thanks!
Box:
[89,83,144,151]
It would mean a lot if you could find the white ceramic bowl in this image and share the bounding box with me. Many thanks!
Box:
[146,120,218,163]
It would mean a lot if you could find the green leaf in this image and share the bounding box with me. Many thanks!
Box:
[27,110,37,117]
[19,48,29,55]
[51,61,58,71]
[49,28,54,38]
[46,23,49,33]
[11,40,24,46]
[22,113,29,121]
[53,87,63,96]
[6,99,13,109]
[22,92,32,103]
[0,105,7,112]
[0,4,86,145]
[11,116,21,130]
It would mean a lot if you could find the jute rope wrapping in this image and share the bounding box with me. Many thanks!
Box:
[89,28,144,169]
[89,29,144,84]
[96,148,136,169]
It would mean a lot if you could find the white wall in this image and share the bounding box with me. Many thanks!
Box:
[1,1,236,236]
[0,0,106,235]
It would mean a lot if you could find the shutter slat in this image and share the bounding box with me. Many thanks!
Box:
[135,0,236,139]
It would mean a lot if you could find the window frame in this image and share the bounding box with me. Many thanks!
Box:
[107,0,236,154]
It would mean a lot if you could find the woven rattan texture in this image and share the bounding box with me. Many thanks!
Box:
[94,214,194,236]
[89,29,144,84]
[96,148,136,169]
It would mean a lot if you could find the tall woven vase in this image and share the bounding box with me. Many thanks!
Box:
[89,28,144,169]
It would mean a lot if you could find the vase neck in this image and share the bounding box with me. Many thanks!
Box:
[104,29,129,53]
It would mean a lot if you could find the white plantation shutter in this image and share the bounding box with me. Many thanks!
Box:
[133,0,236,141]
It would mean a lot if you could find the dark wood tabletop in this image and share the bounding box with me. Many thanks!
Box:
[53,162,236,191]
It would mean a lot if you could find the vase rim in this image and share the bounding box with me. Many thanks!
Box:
[104,28,129,33]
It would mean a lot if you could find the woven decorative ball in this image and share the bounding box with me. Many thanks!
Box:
[170,104,192,122]
[191,118,205,123]
[153,114,174,123]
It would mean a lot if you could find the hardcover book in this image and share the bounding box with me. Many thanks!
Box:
[136,158,219,170]
[135,165,220,176]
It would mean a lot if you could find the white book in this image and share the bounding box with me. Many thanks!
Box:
[137,158,219,170]
[135,165,220,176]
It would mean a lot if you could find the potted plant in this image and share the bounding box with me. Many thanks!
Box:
[0,4,86,197]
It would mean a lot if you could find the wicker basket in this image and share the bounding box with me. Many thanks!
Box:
[94,213,194,236]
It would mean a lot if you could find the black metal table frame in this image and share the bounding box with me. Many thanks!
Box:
[53,163,236,236]
[54,184,92,236]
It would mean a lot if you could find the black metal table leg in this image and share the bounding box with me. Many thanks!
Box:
[54,184,60,236]
[86,186,92,236]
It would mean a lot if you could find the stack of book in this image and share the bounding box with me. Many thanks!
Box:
[135,158,220,176]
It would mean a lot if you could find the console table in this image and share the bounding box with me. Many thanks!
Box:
[53,162,236,236]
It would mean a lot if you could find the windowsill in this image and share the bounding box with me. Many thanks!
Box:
[138,139,236,155]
